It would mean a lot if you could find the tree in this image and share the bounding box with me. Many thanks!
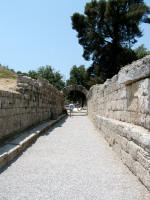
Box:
[27,66,65,90]
[28,70,39,80]
[66,65,88,87]
[71,0,150,80]
[67,64,104,89]
[134,44,150,59]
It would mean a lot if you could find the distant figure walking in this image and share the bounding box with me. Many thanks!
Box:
[69,102,75,117]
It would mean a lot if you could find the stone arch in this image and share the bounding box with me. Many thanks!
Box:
[62,85,88,97]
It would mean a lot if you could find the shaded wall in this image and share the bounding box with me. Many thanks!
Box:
[0,76,64,141]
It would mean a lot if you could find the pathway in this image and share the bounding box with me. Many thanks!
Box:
[0,114,150,200]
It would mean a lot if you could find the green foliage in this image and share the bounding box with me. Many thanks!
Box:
[66,65,87,87]
[66,65,103,90]
[27,65,65,90]
[134,44,150,59]
[27,70,39,80]
[17,71,29,76]
[66,65,87,103]
[71,0,150,80]
[0,65,16,79]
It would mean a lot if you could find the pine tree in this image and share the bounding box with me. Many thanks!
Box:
[71,0,150,80]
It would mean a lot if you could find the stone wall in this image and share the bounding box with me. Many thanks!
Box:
[0,75,64,141]
[87,56,150,190]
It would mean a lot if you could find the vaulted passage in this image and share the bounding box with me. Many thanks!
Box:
[0,115,149,200]
[62,85,88,97]
[62,85,88,107]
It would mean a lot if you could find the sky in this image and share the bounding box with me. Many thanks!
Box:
[0,0,150,81]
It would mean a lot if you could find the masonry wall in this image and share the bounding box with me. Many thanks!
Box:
[0,76,64,141]
[87,56,150,190]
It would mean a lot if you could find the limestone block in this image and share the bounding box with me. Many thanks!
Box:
[17,75,34,85]
[134,161,150,190]
[139,78,150,97]
[121,150,136,174]
[127,98,139,112]
[139,96,150,114]
[0,153,7,169]
[120,136,128,152]
[123,111,131,123]
[127,141,140,160]
[138,134,150,153]
[137,151,150,170]
[130,112,141,126]
[144,115,150,129]
[7,144,21,162]
[120,87,127,99]
[118,55,150,85]
[112,143,121,156]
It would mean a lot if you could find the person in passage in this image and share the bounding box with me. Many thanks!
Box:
[69,102,74,117]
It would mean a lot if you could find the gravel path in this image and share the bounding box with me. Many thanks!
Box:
[0,114,150,200]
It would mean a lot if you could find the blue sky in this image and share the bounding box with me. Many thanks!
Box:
[0,0,150,81]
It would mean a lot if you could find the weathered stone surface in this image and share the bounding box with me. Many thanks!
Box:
[137,151,150,170]
[121,150,136,174]
[62,85,88,97]
[0,153,7,169]
[118,55,150,85]
[127,141,140,161]
[134,161,150,189]
[87,56,150,191]
[0,76,64,140]
[88,56,150,130]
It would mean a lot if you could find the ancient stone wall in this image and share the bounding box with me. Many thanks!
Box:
[0,75,64,141]
[87,56,150,190]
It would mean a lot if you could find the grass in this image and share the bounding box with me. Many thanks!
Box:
[0,66,17,79]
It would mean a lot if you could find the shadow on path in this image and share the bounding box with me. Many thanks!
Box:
[0,116,68,174]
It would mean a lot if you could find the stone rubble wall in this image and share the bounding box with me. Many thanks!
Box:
[0,75,64,141]
[87,55,150,190]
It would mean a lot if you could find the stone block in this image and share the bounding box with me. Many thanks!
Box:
[134,161,150,191]
[127,141,140,160]
[118,56,150,85]
[0,153,7,169]
[137,151,150,170]
[121,150,136,174]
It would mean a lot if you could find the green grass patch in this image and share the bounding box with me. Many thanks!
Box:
[0,66,17,79]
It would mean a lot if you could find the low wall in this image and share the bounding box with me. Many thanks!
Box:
[87,56,150,190]
[0,75,64,141]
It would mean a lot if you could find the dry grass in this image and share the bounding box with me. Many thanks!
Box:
[0,66,17,79]
[0,66,17,92]
[0,78,17,92]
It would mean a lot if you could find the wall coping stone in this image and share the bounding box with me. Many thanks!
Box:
[118,55,150,85]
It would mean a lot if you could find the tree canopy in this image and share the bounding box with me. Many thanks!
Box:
[134,44,150,59]
[19,65,65,90]
[66,64,103,89]
[66,65,87,87]
[71,0,150,80]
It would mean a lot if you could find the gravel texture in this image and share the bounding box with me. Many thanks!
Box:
[0,114,150,200]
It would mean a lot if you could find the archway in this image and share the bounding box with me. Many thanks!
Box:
[62,85,88,110]
[62,85,88,97]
